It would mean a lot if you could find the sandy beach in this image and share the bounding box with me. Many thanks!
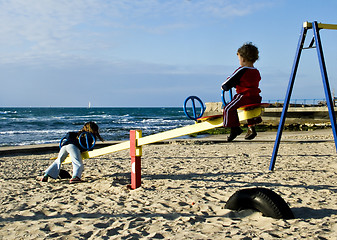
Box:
[0,129,337,239]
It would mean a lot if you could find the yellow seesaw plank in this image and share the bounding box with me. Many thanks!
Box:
[62,140,130,164]
[138,116,223,146]
[61,116,224,164]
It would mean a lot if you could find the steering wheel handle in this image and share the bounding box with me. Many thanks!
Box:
[59,137,67,149]
[79,132,96,151]
[59,131,96,151]
[183,96,205,120]
[221,89,233,106]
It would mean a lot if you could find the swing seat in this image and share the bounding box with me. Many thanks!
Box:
[237,103,269,121]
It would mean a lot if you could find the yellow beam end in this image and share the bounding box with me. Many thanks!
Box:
[303,21,312,29]
[303,21,337,30]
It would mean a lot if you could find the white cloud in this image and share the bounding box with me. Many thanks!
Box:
[0,0,271,62]
[0,0,273,105]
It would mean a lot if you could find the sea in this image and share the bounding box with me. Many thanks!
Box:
[0,107,197,147]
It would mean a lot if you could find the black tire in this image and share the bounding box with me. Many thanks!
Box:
[58,169,72,179]
[225,187,294,219]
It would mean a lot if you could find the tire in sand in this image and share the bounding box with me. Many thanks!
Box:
[225,187,294,219]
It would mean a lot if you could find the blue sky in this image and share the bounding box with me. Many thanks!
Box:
[1,0,337,107]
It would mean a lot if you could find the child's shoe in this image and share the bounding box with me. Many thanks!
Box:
[227,127,243,142]
[69,176,82,184]
[38,176,48,182]
[245,126,257,140]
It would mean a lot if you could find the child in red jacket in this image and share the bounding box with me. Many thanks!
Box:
[221,42,262,141]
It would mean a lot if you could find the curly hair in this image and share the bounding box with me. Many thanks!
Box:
[79,121,104,142]
[237,42,259,63]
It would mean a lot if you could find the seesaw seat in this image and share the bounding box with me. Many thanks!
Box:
[237,103,269,121]
[196,114,223,122]
[195,103,269,122]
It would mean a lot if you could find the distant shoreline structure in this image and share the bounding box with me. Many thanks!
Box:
[265,98,335,108]
[204,100,337,126]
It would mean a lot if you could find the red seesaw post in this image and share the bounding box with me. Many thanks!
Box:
[130,130,142,189]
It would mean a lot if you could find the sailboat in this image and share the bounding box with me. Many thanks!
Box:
[88,101,91,108]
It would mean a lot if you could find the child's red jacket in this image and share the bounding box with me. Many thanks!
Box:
[221,67,261,96]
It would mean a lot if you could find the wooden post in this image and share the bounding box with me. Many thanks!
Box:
[130,130,142,189]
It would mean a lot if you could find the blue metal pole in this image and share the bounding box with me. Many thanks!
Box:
[269,26,308,171]
[312,21,337,151]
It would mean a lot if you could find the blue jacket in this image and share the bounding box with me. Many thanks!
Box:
[61,132,94,152]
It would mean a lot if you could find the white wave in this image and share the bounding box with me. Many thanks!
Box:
[0,110,17,114]
[16,139,59,146]
[0,129,68,135]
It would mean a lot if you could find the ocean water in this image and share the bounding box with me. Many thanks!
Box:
[0,107,196,147]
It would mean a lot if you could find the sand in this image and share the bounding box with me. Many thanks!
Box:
[0,129,336,239]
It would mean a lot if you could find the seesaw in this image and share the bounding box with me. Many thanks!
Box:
[60,95,221,164]
[61,95,267,163]
[59,92,267,189]
[61,115,224,164]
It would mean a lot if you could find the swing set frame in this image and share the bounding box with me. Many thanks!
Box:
[269,21,337,170]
